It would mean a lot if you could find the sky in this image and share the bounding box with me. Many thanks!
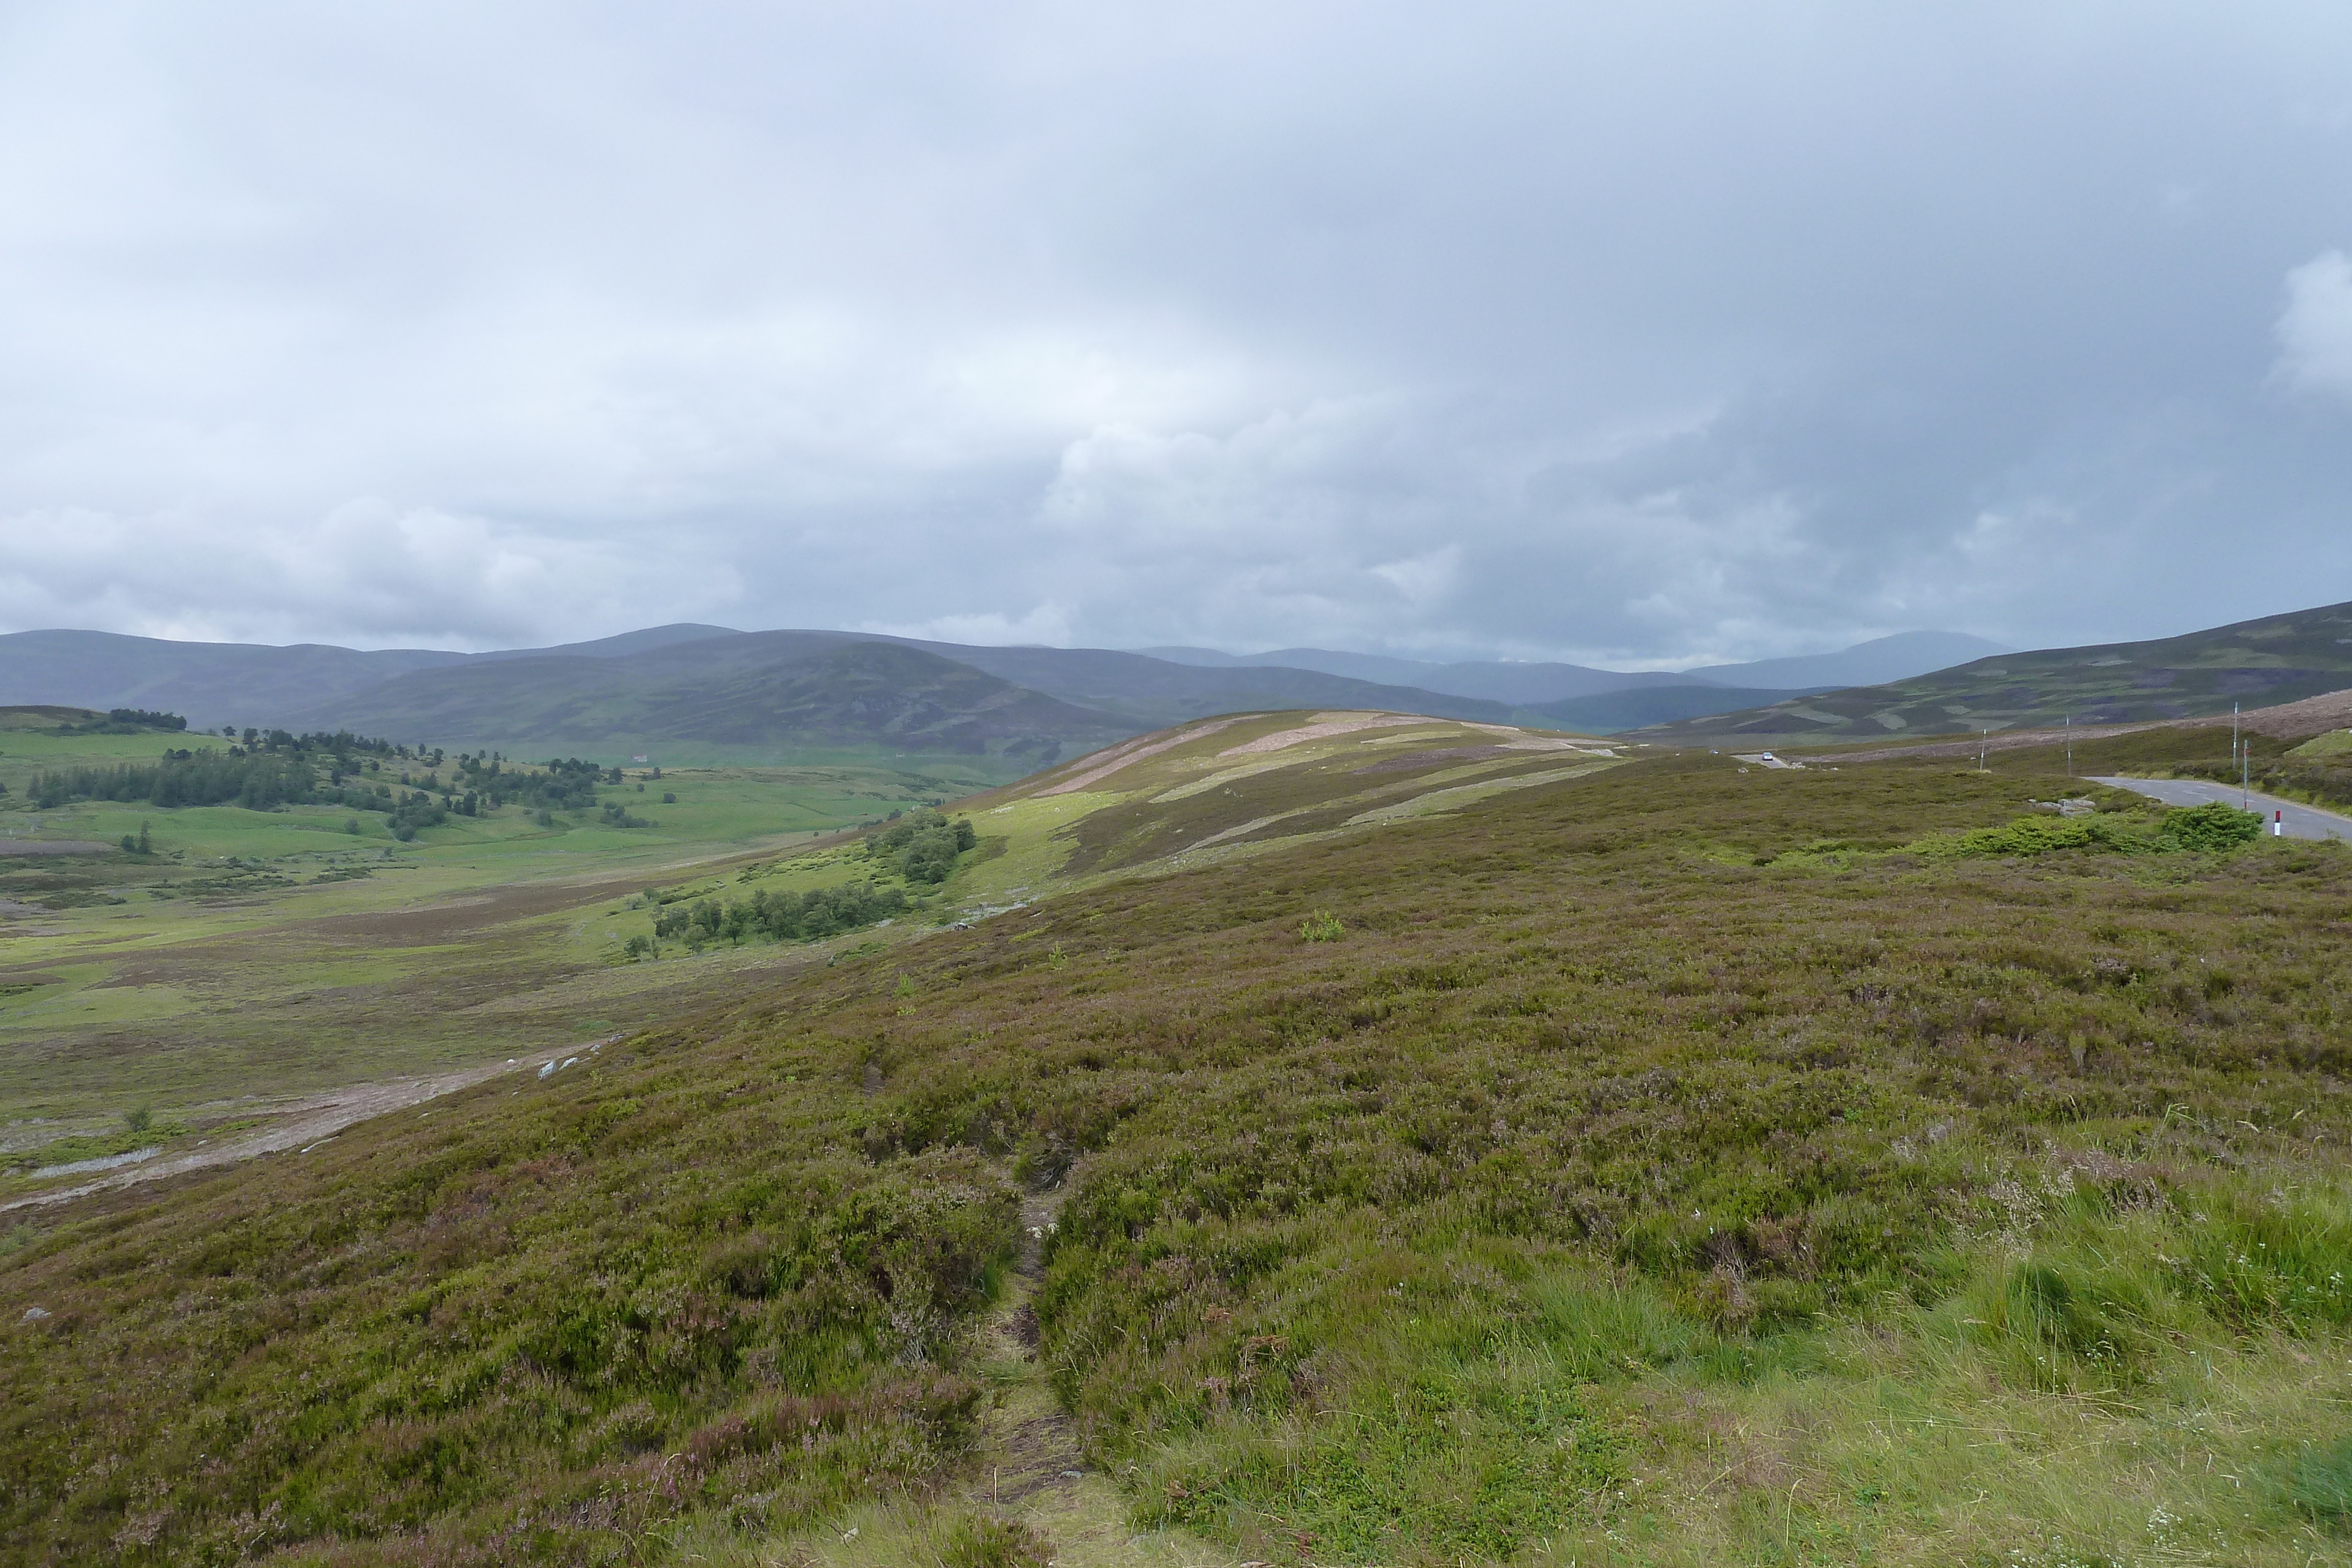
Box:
[1,2,2350,668]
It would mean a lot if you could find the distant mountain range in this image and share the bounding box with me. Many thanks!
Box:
[1626,600,2352,744]
[0,623,742,726]
[30,610,2327,764]
[1136,630,2010,707]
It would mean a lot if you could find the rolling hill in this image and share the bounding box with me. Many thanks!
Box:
[868,637,1514,726]
[9,708,2352,1565]
[1628,598,2352,745]
[288,640,1138,760]
[2,626,1519,749]
[1136,645,1709,703]
[1140,628,2009,706]
[283,630,1523,757]
[0,624,743,729]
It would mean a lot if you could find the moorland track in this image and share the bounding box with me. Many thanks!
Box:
[1,1060,516,1212]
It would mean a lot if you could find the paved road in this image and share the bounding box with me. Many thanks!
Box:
[2090,777,2352,842]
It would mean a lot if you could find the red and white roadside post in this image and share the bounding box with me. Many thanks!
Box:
[2274,810,2285,837]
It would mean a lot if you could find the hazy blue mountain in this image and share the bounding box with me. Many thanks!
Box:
[0,620,2002,748]
[1134,646,1703,704]
[1525,684,1828,734]
[1686,631,2011,691]
[1137,630,2007,707]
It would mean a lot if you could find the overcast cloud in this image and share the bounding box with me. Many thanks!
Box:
[1,2,2348,664]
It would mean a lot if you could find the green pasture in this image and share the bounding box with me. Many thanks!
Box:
[0,755,995,1134]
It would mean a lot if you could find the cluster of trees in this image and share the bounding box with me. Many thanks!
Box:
[29,751,323,811]
[209,727,402,763]
[387,793,454,841]
[642,880,908,952]
[500,758,609,814]
[864,810,978,883]
[55,708,188,735]
[26,728,659,841]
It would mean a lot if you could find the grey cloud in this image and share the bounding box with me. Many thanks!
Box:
[2,2,2350,660]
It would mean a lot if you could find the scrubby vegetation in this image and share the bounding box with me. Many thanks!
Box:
[1907,797,2264,859]
[0,1055,1015,1564]
[649,880,911,950]
[21,737,649,837]
[7,733,2352,1564]
[866,810,979,884]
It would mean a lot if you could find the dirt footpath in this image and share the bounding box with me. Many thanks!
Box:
[2,1061,517,1213]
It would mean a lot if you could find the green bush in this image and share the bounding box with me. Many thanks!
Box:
[867,810,977,884]
[1908,801,2265,860]
[2162,799,2264,851]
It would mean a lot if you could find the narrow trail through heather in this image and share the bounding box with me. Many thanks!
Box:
[950,1188,1212,1568]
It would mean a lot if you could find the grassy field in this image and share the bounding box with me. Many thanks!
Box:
[8,713,2352,1564]
[0,721,1018,1151]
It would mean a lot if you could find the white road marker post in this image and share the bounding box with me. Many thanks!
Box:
[2275,810,2284,837]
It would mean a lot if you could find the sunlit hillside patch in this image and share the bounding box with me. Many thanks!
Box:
[952,710,1623,891]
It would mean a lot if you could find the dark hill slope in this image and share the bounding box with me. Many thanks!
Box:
[0,624,744,729]
[0,630,469,724]
[1134,644,1703,704]
[292,630,1516,747]
[872,638,1515,726]
[294,640,1137,756]
[1525,682,1822,733]
[2,624,1512,737]
[1628,597,2352,745]
[341,627,1518,727]
[1137,630,2010,706]
[8,733,2352,1563]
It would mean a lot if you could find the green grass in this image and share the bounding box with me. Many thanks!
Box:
[0,754,991,1132]
[9,719,2352,1563]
